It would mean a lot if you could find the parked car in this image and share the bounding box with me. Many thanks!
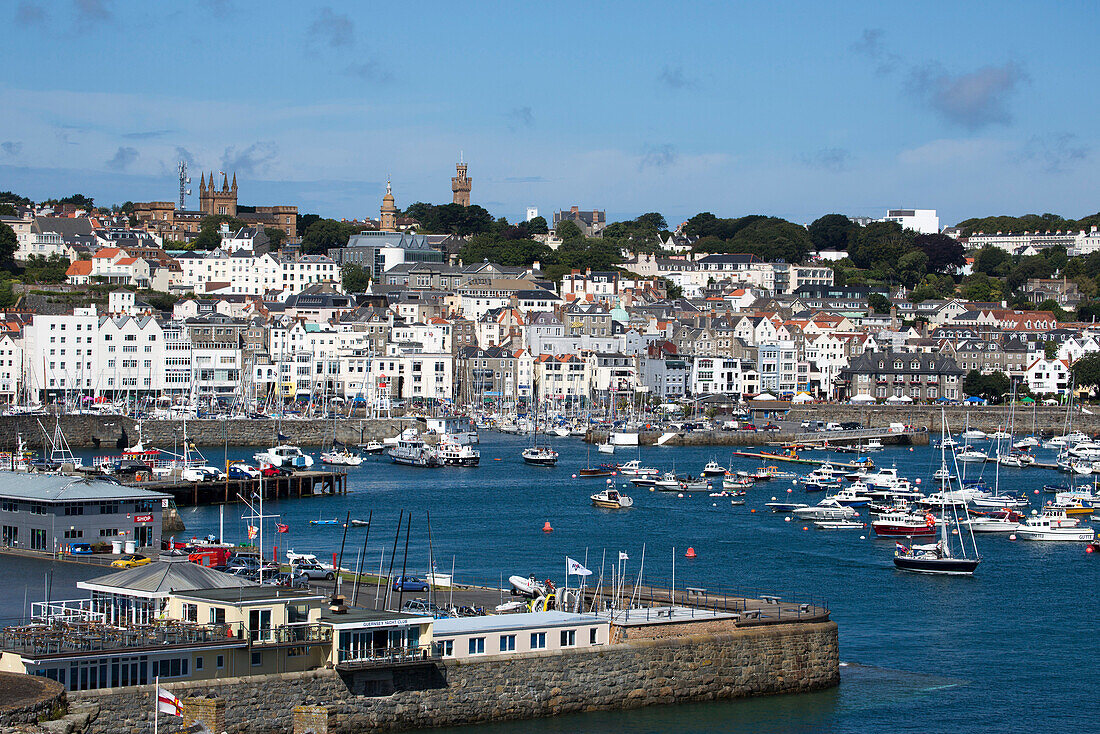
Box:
[740,423,757,431]
[226,555,278,572]
[840,421,863,430]
[392,575,430,592]
[401,598,448,616]
[68,543,93,555]
[826,422,843,431]
[228,463,261,479]
[761,423,781,431]
[111,554,151,569]
[290,560,335,580]
[260,465,293,478]
[266,571,309,588]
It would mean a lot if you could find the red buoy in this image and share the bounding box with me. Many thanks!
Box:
[543,521,553,533]
[685,547,697,558]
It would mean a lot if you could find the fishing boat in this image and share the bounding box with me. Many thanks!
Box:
[359,441,386,454]
[1015,507,1094,541]
[751,466,776,481]
[651,471,681,490]
[723,475,754,490]
[591,487,634,509]
[388,431,442,467]
[872,510,937,537]
[674,477,711,492]
[617,460,658,477]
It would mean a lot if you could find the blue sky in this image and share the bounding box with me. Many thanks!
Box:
[2,0,1097,227]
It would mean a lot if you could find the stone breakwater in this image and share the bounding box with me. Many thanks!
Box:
[64,620,839,734]
[0,415,420,449]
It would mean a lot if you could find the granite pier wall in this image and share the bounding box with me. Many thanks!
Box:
[0,416,420,449]
[62,620,839,734]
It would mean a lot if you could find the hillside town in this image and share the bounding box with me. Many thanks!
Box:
[0,170,1097,415]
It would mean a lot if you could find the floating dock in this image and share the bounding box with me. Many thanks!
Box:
[731,450,871,468]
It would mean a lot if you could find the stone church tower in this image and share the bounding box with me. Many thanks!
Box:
[199,172,237,217]
[451,157,471,207]
[380,180,398,231]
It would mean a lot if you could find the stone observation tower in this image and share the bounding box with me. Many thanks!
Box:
[199,172,238,217]
[451,155,471,207]
[380,180,398,231]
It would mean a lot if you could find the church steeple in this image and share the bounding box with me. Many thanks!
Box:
[452,154,471,207]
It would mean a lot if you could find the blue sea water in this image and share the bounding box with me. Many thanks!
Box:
[4,434,1098,732]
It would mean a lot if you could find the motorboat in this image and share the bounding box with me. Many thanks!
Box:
[961,429,988,440]
[988,430,1011,440]
[828,484,874,507]
[1013,436,1040,450]
[962,510,1024,533]
[1050,493,1094,517]
[814,520,865,530]
[617,460,658,477]
[320,448,363,466]
[388,433,442,467]
[872,510,937,537]
[955,448,988,464]
[651,472,682,491]
[521,446,558,466]
[509,574,548,597]
[254,445,314,469]
[996,451,1035,468]
[969,493,1030,510]
[1015,508,1095,541]
[309,518,340,526]
[701,461,727,477]
[803,478,842,493]
[675,477,712,492]
[766,501,808,512]
[932,464,955,482]
[792,498,858,521]
[723,476,754,490]
[894,541,980,575]
[751,466,776,481]
[437,437,480,467]
[591,487,634,509]
[359,441,386,455]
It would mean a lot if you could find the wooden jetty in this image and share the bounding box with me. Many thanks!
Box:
[731,450,871,469]
[122,469,348,506]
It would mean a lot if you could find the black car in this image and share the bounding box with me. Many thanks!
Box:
[840,421,863,430]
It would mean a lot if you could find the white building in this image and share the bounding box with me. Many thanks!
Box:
[1024,358,1071,396]
[881,209,939,235]
[176,251,342,298]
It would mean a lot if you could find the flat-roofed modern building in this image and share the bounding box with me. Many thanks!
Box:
[431,611,609,660]
[0,473,171,553]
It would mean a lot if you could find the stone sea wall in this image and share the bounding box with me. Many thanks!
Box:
[67,620,839,734]
[0,416,420,449]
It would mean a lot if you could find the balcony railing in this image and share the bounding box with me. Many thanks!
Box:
[336,645,438,669]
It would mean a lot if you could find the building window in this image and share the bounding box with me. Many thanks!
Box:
[499,635,516,652]
[436,640,454,658]
[530,632,546,650]
[251,652,263,667]
[560,629,576,647]
[182,603,198,622]
[590,628,598,645]
[30,528,47,551]
[216,655,224,669]
[468,637,485,655]
[195,656,203,671]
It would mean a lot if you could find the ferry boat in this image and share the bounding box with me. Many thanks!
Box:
[254,445,314,469]
[591,487,634,509]
[388,433,441,467]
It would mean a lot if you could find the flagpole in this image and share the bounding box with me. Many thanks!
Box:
[154,675,159,734]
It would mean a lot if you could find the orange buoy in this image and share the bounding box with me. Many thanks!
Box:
[542,521,553,533]
[685,547,697,558]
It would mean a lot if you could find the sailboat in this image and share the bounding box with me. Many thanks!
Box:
[521,380,558,466]
[894,410,981,576]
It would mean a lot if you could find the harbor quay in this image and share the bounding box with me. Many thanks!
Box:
[0,557,838,734]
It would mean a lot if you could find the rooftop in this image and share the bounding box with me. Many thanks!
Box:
[0,473,171,503]
[173,587,325,605]
[78,562,256,598]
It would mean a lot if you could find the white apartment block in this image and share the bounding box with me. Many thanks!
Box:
[0,333,23,402]
[177,251,342,297]
[881,209,939,235]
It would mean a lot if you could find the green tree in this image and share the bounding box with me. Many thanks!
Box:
[526,216,548,235]
[913,233,965,273]
[1006,256,1055,290]
[960,273,1005,302]
[21,254,70,284]
[300,219,358,255]
[867,292,891,314]
[139,290,177,313]
[848,221,915,270]
[963,369,1011,401]
[728,217,813,262]
[0,191,31,206]
[1071,354,1100,392]
[0,222,17,267]
[341,263,370,292]
[0,204,15,216]
[264,227,287,249]
[972,246,1011,276]
[897,251,930,288]
[297,213,321,237]
[45,194,95,210]
[0,279,15,308]
[1077,301,1100,322]
[191,214,246,250]
[1044,340,1058,359]
[1035,298,1068,321]
[555,220,584,243]
[807,213,857,252]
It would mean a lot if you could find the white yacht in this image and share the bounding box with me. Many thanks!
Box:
[617,460,658,476]
[792,498,858,521]
[962,510,1024,534]
[701,460,727,476]
[254,445,314,469]
[955,447,988,464]
[388,433,441,468]
[961,429,988,440]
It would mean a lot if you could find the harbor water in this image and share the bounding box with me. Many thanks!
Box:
[3,434,1097,732]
